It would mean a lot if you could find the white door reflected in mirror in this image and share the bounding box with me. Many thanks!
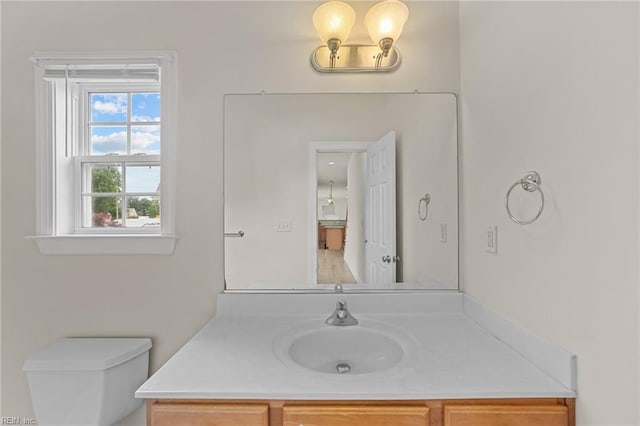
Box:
[365,131,396,285]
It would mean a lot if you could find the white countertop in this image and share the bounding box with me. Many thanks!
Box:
[136,292,575,400]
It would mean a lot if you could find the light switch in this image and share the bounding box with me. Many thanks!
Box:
[486,225,497,254]
[276,221,292,232]
[440,223,447,243]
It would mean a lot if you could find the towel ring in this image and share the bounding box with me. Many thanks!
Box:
[418,194,430,221]
[506,171,544,225]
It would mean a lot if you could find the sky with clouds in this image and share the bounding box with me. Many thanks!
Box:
[90,92,161,155]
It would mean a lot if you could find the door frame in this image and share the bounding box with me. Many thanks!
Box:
[308,141,373,287]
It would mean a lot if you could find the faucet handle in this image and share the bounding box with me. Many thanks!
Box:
[326,298,358,326]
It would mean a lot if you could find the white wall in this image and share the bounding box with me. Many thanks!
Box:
[0,1,460,422]
[397,95,459,286]
[460,2,639,425]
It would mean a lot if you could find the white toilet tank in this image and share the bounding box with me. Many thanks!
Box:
[23,338,152,426]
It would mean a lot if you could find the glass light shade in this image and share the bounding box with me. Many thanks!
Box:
[364,0,409,44]
[312,1,356,45]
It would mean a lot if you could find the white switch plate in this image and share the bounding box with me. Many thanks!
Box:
[440,223,447,243]
[486,225,497,254]
[276,221,292,232]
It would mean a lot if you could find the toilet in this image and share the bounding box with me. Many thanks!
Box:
[23,337,151,426]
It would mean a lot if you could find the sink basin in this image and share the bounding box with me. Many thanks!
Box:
[278,325,406,375]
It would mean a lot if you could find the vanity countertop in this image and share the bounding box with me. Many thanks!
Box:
[136,292,575,400]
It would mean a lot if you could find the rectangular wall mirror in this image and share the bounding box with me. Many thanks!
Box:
[224,93,458,291]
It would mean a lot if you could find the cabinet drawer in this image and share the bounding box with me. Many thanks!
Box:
[283,405,429,426]
[149,401,269,426]
[443,404,568,426]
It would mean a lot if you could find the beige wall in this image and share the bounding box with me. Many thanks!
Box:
[0,1,460,422]
[460,2,639,425]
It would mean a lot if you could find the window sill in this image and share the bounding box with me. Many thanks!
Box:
[27,234,179,255]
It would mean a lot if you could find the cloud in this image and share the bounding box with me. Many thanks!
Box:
[92,94,127,115]
[132,127,161,153]
[91,130,127,154]
[132,115,161,122]
[90,126,160,155]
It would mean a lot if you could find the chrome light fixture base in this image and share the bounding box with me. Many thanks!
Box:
[311,44,401,73]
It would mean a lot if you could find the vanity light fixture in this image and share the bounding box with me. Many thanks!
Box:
[312,1,356,68]
[311,0,409,72]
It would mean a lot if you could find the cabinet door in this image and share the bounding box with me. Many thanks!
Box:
[325,228,344,250]
[149,401,269,426]
[283,405,429,426]
[443,404,568,426]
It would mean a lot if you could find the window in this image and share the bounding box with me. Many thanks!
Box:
[79,88,160,231]
[31,52,177,255]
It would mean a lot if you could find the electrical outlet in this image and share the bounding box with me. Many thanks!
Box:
[486,225,497,254]
[440,223,447,243]
[276,221,292,232]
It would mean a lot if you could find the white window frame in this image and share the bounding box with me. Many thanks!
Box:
[75,156,161,233]
[78,82,161,155]
[75,82,160,234]
[29,51,178,255]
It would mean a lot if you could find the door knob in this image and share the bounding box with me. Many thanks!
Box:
[382,255,391,263]
[392,255,400,263]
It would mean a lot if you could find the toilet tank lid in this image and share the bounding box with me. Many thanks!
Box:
[23,338,152,371]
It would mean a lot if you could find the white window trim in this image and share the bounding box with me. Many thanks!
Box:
[29,51,178,255]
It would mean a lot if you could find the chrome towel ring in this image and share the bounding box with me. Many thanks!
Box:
[506,171,544,225]
[418,194,430,221]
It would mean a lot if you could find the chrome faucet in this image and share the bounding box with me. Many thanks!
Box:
[325,299,358,326]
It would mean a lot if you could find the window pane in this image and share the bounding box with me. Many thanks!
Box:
[83,164,122,193]
[131,125,160,154]
[132,93,160,122]
[91,126,127,155]
[84,196,123,228]
[90,93,127,122]
[126,165,160,193]
[125,196,161,228]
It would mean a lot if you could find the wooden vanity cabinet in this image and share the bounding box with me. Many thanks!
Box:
[443,404,569,426]
[147,398,575,426]
[147,401,269,426]
[282,404,430,426]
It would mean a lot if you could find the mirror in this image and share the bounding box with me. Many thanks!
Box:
[224,93,458,291]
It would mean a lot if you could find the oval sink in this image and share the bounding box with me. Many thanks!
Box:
[286,327,404,375]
